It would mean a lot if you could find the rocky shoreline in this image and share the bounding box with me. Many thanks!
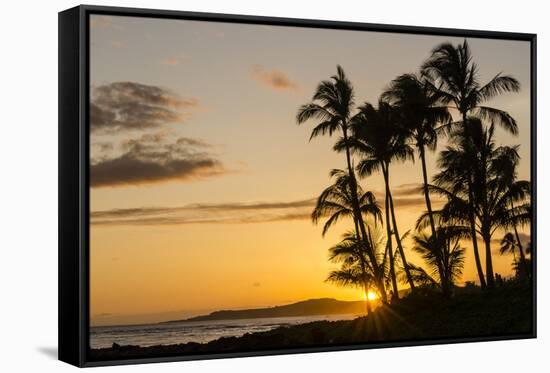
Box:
[90,285,532,361]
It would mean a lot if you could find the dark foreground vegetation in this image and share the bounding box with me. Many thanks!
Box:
[90,284,532,360]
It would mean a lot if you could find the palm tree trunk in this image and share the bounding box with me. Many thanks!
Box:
[419,144,447,293]
[342,128,387,301]
[353,217,375,312]
[478,140,495,288]
[353,218,372,275]
[482,226,495,288]
[382,170,399,300]
[364,282,372,314]
[419,145,438,238]
[461,113,487,289]
[384,164,416,292]
[467,182,487,288]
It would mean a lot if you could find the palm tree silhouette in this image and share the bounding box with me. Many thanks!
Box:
[431,119,529,287]
[326,230,384,313]
[500,232,519,261]
[382,73,452,283]
[422,39,521,288]
[312,169,386,301]
[500,233,531,279]
[342,99,416,297]
[411,225,467,296]
[298,66,387,300]
[312,169,381,236]
[422,39,520,134]
[492,146,531,279]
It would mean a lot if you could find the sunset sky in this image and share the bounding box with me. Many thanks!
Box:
[89,15,531,326]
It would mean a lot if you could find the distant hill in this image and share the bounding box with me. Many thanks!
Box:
[162,298,375,323]
[92,285,533,360]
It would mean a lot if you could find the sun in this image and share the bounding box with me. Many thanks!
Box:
[363,291,378,301]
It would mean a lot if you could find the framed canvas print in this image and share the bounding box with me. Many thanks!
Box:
[58,5,537,367]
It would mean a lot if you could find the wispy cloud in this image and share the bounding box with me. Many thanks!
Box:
[91,198,315,226]
[160,53,187,66]
[393,183,424,197]
[251,65,299,91]
[90,132,226,188]
[370,183,443,210]
[90,82,199,133]
[160,57,181,66]
[91,181,443,224]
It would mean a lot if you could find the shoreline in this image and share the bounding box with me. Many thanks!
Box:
[90,285,532,360]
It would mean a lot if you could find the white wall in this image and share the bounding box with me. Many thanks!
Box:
[0,0,547,371]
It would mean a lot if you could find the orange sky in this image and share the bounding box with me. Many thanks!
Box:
[89,15,531,326]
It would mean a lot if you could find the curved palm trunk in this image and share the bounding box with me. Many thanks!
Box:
[462,113,487,289]
[467,181,487,288]
[384,185,399,300]
[353,218,374,313]
[478,142,495,288]
[383,163,416,292]
[419,144,448,294]
[342,128,387,302]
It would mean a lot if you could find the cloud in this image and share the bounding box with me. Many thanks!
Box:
[369,183,444,210]
[92,212,311,226]
[90,133,225,188]
[92,141,114,152]
[371,193,443,211]
[393,183,423,197]
[91,198,315,226]
[391,197,433,208]
[92,198,316,219]
[160,54,187,66]
[251,65,299,91]
[516,232,531,244]
[160,57,180,66]
[90,181,441,225]
[90,82,199,132]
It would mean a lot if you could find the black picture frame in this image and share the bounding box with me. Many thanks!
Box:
[58,4,537,367]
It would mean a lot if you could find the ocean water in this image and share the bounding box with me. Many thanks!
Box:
[90,314,359,349]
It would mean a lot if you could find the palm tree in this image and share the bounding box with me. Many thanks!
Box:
[491,146,531,279]
[298,66,387,299]
[422,39,520,135]
[500,233,531,279]
[422,39,521,288]
[411,226,467,296]
[312,169,381,236]
[341,100,416,296]
[311,169,386,300]
[382,74,452,281]
[500,232,519,261]
[327,225,388,311]
[326,232,377,313]
[431,119,529,288]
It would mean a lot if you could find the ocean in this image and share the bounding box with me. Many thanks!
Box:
[90,313,359,349]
